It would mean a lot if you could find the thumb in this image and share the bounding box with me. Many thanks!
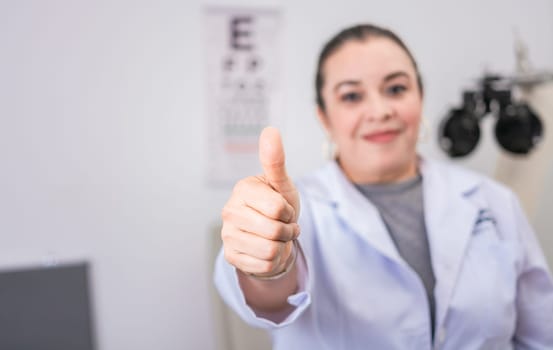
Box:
[259,126,300,221]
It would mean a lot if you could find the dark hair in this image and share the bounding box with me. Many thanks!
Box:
[315,24,424,111]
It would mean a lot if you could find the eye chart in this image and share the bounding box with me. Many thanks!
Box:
[204,6,282,185]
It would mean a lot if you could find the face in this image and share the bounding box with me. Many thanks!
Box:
[318,37,423,184]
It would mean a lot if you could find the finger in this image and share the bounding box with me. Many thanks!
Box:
[223,246,280,275]
[222,203,300,242]
[258,127,296,199]
[224,243,293,276]
[232,176,295,222]
[226,230,286,261]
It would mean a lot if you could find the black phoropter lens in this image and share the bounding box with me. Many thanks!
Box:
[439,109,481,157]
[495,103,543,155]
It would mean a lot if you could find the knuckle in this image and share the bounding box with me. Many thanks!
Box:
[265,221,284,240]
[221,205,232,221]
[234,176,257,194]
[220,225,232,242]
[263,241,281,260]
[221,225,240,246]
[260,259,276,274]
[233,178,248,192]
[221,204,242,226]
[266,198,288,219]
[223,248,235,266]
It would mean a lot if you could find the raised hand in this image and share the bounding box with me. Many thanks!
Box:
[221,127,300,278]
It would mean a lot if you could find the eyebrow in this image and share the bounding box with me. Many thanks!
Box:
[383,71,410,82]
[333,80,361,92]
[333,71,411,92]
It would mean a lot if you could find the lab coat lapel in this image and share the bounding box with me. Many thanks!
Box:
[420,159,481,330]
[327,162,403,264]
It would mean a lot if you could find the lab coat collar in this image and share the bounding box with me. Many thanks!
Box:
[321,156,483,330]
[324,160,402,263]
[419,157,482,331]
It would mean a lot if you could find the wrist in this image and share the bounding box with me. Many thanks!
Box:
[249,240,298,281]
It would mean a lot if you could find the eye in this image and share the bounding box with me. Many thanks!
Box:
[340,92,362,103]
[386,84,407,96]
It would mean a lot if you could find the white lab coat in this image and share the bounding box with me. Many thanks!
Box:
[214,157,553,349]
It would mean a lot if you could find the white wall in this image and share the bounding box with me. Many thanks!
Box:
[1,1,552,349]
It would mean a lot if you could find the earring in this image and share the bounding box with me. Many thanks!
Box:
[322,136,338,160]
[418,117,430,143]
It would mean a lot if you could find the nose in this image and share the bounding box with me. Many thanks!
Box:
[362,94,393,122]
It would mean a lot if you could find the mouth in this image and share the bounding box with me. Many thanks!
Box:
[362,129,401,143]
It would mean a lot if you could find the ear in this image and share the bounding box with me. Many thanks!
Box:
[316,106,332,135]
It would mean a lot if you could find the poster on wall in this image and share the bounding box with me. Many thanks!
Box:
[204,6,282,185]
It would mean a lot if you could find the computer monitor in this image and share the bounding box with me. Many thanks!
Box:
[0,262,96,350]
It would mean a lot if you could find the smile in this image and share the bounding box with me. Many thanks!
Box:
[362,130,401,143]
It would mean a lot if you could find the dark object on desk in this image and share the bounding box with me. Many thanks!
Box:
[0,262,96,350]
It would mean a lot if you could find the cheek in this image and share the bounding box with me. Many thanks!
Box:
[325,110,359,139]
[397,100,422,138]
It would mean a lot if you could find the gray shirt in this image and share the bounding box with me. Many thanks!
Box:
[356,174,436,336]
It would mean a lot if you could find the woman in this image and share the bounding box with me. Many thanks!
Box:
[214,24,553,349]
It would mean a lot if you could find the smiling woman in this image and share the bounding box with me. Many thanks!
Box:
[315,26,423,184]
[214,23,553,350]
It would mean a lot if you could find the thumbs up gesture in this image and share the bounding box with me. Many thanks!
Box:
[221,127,300,279]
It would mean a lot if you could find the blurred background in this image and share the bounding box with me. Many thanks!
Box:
[1,0,552,349]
